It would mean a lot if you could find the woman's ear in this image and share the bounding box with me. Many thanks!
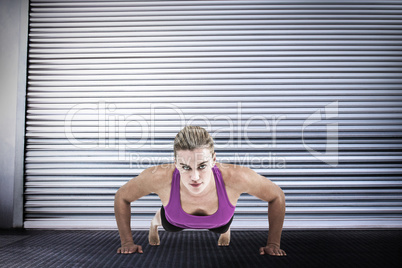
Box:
[212,152,216,165]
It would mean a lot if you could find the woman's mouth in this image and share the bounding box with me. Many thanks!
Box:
[190,183,202,188]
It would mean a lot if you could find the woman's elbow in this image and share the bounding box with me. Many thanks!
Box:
[271,186,286,205]
[114,188,130,205]
[278,187,286,203]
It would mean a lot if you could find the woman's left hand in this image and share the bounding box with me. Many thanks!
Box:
[259,244,286,256]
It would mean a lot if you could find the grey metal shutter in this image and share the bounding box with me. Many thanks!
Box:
[25,0,402,229]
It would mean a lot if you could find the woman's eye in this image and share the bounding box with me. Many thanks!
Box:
[199,165,206,170]
[182,166,190,170]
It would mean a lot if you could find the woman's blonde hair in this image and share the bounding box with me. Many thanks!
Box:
[174,126,214,158]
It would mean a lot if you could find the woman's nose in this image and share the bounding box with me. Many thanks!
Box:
[191,170,200,181]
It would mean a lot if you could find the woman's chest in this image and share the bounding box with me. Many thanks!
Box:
[161,188,239,216]
[180,191,220,216]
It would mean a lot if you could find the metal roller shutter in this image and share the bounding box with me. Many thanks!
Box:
[25,0,402,229]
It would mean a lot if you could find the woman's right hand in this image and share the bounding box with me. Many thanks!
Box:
[117,242,143,254]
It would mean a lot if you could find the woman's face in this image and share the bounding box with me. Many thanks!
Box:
[175,148,216,195]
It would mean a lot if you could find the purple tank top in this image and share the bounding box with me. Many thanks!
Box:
[164,165,236,229]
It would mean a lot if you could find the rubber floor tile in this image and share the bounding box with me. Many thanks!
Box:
[0,230,400,268]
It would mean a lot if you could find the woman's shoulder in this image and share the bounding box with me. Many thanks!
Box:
[216,162,252,177]
[138,163,175,189]
[142,163,175,179]
[216,162,252,192]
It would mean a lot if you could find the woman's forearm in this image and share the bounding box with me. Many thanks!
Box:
[267,191,286,246]
[114,193,134,245]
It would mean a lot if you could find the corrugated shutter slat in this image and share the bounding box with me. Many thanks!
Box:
[25,0,402,229]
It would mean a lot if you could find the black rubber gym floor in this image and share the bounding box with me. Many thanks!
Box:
[0,229,400,268]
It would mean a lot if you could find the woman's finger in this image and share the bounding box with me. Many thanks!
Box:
[137,245,143,253]
[271,248,286,256]
[259,246,286,256]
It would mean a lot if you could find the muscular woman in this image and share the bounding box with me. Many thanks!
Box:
[114,126,286,256]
